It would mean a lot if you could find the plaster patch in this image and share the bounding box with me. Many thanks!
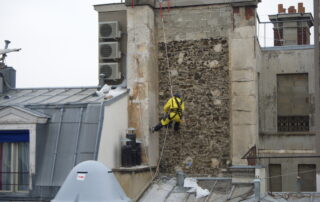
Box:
[170,69,179,77]
[214,44,222,52]
[211,158,220,168]
[209,60,219,68]
[178,52,184,64]
[214,99,222,105]
[211,89,221,97]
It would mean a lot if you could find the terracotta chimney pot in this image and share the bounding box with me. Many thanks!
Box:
[298,3,304,13]
[278,4,284,13]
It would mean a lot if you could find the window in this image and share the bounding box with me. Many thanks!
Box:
[0,130,29,192]
[269,164,282,192]
[298,164,316,192]
[277,74,309,132]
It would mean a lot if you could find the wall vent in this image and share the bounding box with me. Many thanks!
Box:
[99,21,121,39]
[99,42,121,60]
[99,63,121,80]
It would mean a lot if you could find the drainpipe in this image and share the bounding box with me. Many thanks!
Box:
[253,178,261,202]
[314,0,320,192]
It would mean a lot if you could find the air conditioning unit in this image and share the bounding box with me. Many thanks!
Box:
[99,42,121,60]
[99,21,121,39]
[99,63,121,80]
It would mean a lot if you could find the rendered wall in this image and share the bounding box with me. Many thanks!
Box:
[258,46,316,192]
[98,95,128,168]
[259,47,315,133]
[127,6,159,166]
[229,6,259,165]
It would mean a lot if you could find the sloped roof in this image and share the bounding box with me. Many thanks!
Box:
[0,86,129,199]
[0,87,103,106]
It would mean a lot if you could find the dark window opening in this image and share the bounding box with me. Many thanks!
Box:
[298,164,316,192]
[269,164,282,192]
[277,74,309,132]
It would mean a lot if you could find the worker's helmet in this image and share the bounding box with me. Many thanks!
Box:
[174,93,181,98]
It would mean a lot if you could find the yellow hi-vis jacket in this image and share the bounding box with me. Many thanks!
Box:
[161,96,184,126]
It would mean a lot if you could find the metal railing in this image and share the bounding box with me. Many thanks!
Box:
[0,172,29,191]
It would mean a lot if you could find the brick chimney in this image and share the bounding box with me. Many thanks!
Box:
[270,3,313,46]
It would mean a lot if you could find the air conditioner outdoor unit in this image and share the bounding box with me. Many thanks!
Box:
[99,63,121,80]
[99,42,121,60]
[99,21,121,39]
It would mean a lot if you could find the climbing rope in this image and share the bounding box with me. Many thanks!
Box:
[153,10,175,178]
[161,17,174,97]
[134,4,181,200]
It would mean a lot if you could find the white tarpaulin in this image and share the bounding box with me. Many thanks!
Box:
[184,178,210,199]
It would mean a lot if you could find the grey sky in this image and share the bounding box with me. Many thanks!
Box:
[0,0,314,88]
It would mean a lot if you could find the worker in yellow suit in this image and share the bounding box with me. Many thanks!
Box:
[152,93,184,132]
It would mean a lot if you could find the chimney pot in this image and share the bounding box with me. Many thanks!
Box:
[298,3,304,13]
[278,4,284,13]
[288,6,296,14]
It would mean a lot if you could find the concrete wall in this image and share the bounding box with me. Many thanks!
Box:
[229,6,259,165]
[95,4,159,166]
[98,94,128,169]
[316,0,320,192]
[156,5,232,42]
[258,45,316,192]
[259,46,315,133]
[113,169,154,199]
[126,6,159,166]
[259,157,320,192]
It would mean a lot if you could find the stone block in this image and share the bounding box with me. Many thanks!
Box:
[232,95,257,112]
[232,82,256,96]
[232,110,257,125]
[230,38,255,68]
[231,124,257,165]
[231,69,255,82]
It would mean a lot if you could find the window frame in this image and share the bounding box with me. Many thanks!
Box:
[0,125,36,193]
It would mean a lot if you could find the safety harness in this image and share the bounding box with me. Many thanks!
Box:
[168,96,183,120]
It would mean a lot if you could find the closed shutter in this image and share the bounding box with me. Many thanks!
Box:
[298,164,316,192]
[269,164,282,192]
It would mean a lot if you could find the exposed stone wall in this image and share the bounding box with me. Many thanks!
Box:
[158,38,230,174]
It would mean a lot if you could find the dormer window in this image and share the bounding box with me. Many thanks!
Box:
[0,130,29,192]
[0,106,48,193]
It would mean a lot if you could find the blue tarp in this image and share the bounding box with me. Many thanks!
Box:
[0,130,29,142]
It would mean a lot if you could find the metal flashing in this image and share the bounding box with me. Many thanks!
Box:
[103,88,129,106]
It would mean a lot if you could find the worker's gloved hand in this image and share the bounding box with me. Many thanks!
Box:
[180,117,185,124]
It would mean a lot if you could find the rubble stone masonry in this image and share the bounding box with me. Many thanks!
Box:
[158,38,230,174]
